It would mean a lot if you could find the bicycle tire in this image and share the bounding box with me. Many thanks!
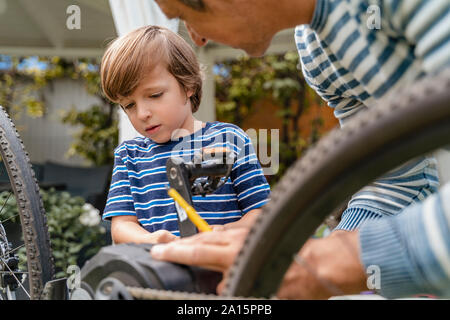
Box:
[223,71,450,298]
[0,106,54,299]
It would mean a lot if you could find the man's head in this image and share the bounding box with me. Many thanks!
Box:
[155,0,316,57]
[156,0,278,56]
[101,25,202,112]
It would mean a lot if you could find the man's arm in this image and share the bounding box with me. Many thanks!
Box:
[280,182,450,299]
[151,182,450,298]
[149,226,367,297]
[383,0,450,75]
[358,182,450,298]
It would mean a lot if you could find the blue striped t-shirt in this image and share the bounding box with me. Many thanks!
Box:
[102,121,271,236]
[295,0,449,230]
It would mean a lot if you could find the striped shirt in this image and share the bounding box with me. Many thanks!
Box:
[360,181,450,298]
[102,121,271,236]
[295,0,449,230]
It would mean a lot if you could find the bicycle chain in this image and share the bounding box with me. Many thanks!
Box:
[125,286,270,300]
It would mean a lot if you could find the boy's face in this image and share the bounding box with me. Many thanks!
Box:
[119,63,194,143]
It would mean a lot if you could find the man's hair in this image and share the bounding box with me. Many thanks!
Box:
[178,0,205,11]
[101,25,203,112]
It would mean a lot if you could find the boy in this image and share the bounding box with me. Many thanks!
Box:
[100,25,271,244]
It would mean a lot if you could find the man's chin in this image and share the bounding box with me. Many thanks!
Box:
[242,41,271,57]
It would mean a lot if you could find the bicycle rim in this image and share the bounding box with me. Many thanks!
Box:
[0,106,54,299]
[223,71,450,298]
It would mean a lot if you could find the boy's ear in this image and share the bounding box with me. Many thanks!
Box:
[186,89,194,98]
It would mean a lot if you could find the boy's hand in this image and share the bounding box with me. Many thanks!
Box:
[147,230,178,243]
[211,224,226,231]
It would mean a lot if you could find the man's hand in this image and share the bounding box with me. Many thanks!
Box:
[151,228,369,299]
[151,228,248,271]
[151,228,249,292]
[277,230,368,299]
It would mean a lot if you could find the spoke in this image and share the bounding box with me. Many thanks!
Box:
[0,191,12,216]
[0,214,19,225]
[0,257,30,299]
[0,243,26,261]
[0,271,29,274]
[6,287,16,300]
[8,243,25,255]
[0,191,15,225]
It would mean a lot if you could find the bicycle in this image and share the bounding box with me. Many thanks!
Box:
[0,107,54,300]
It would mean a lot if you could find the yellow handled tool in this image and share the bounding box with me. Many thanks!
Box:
[168,188,212,232]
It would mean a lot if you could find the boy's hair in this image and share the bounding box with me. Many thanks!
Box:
[101,25,203,112]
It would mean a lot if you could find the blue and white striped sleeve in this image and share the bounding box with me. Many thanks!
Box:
[383,0,450,74]
[229,129,271,214]
[335,156,440,231]
[359,182,450,298]
[102,149,136,220]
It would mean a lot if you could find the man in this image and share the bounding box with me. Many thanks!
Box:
[151,0,450,298]
[152,182,450,299]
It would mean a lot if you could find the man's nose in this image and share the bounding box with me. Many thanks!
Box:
[185,22,208,47]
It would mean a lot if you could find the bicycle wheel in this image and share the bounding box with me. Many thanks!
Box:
[0,106,54,300]
[223,71,450,298]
